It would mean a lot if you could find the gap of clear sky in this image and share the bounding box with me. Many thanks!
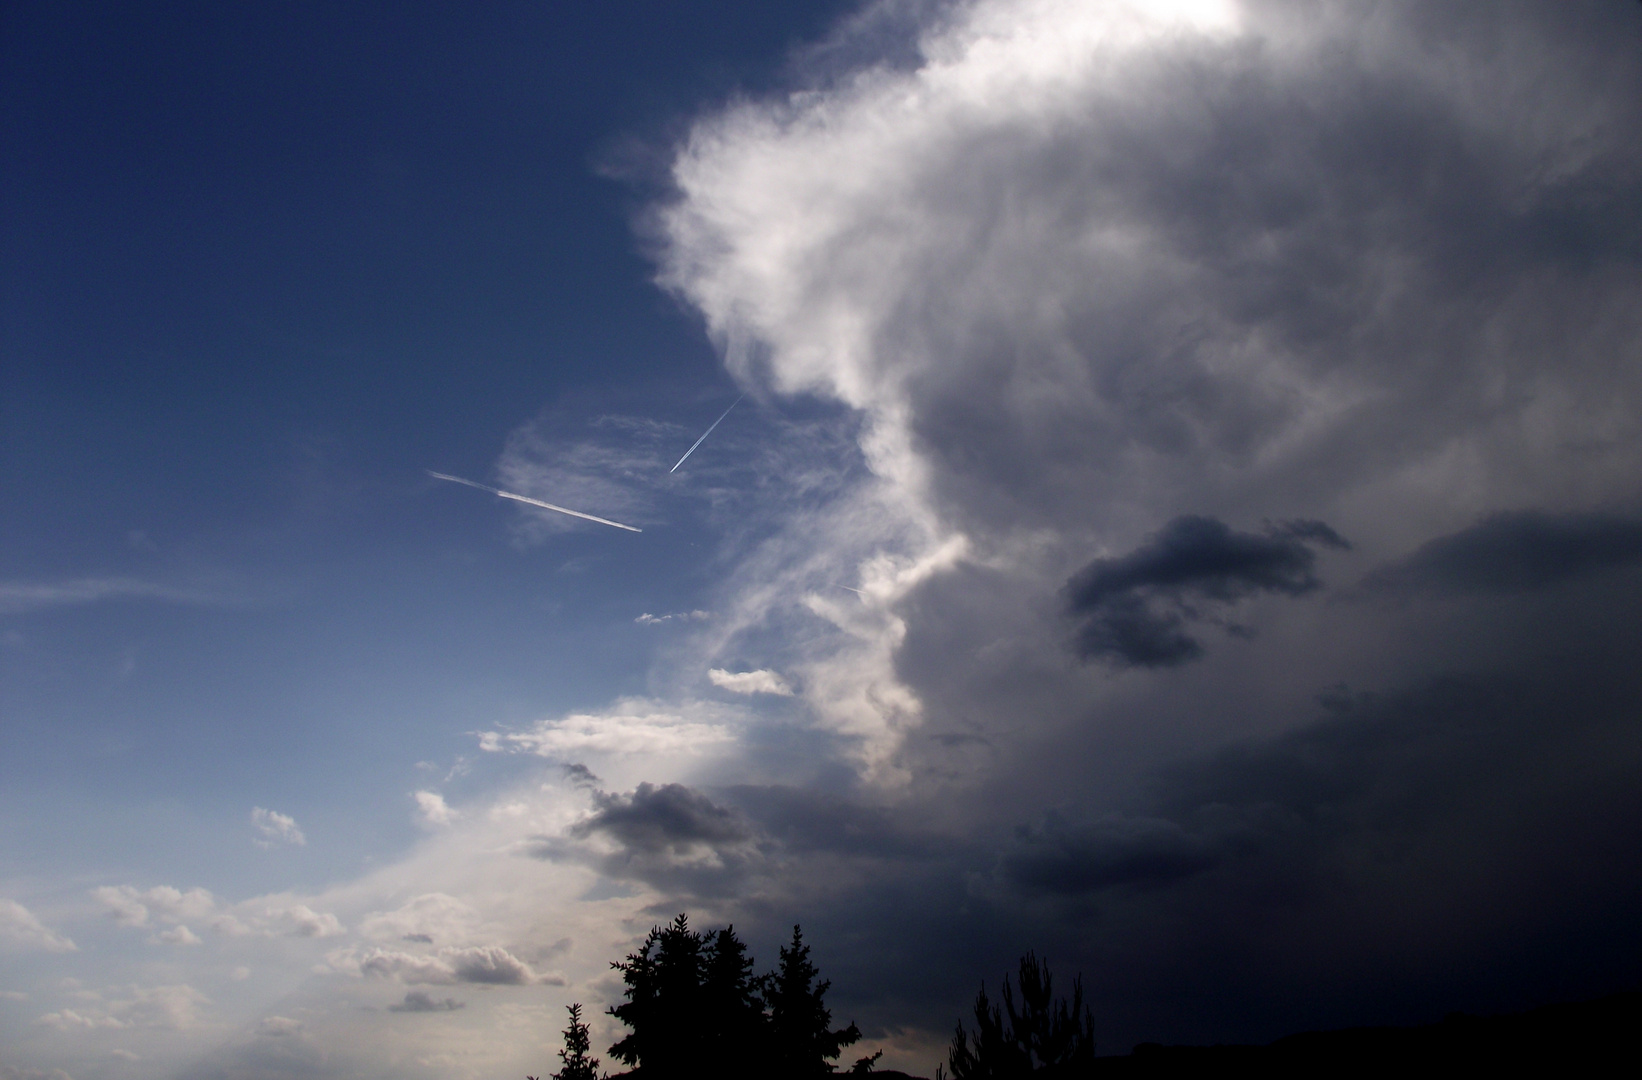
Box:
[2,1,853,885]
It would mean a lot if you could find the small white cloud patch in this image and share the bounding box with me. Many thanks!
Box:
[251,807,306,848]
[0,898,76,953]
[709,668,794,696]
[148,925,202,947]
[330,944,555,986]
[635,610,710,626]
[258,1015,303,1037]
[414,791,457,826]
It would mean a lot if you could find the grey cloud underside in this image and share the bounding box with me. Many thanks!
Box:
[527,783,758,897]
[718,643,1642,1046]
[1363,509,1642,595]
[563,762,601,788]
[581,511,1642,1043]
[573,782,752,852]
[388,991,465,1014]
[1064,516,1348,667]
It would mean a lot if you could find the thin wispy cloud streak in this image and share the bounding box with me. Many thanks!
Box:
[669,393,745,473]
[426,470,642,533]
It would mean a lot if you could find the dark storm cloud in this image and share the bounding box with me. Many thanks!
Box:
[1064,516,1348,666]
[765,641,1642,1047]
[526,782,757,897]
[388,991,465,1013]
[1003,814,1217,894]
[627,0,1642,1055]
[1364,510,1642,595]
[720,784,955,861]
[573,782,751,853]
[563,762,601,788]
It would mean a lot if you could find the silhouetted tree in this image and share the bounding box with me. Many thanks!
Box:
[946,953,1095,1079]
[701,925,767,1078]
[609,914,704,1076]
[608,922,663,1071]
[764,924,862,1076]
[851,1049,884,1073]
[552,1003,600,1080]
[605,916,873,1077]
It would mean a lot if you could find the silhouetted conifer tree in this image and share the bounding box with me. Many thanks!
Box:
[945,953,1095,1079]
[609,914,704,1076]
[608,922,663,1071]
[701,925,767,1078]
[605,916,872,1077]
[764,924,862,1076]
[552,1003,600,1080]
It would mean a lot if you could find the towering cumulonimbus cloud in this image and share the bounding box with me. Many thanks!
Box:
[655,0,1642,778]
[625,0,1642,1046]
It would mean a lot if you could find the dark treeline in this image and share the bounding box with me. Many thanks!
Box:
[545,914,868,1079]
[940,953,1096,1079]
[1099,991,1642,1076]
[539,930,1640,1077]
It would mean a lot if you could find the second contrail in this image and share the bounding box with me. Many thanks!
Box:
[670,393,744,474]
[426,471,642,533]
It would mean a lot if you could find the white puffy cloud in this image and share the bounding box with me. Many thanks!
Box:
[90,884,342,939]
[331,944,556,986]
[90,885,216,928]
[251,807,307,848]
[147,924,202,947]
[414,791,457,827]
[636,610,710,626]
[0,899,76,953]
[259,904,344,939]
[708,668,794,696]
[36,984,208,1033]
[258,1015,303,1037]
[479,698,736,759]
[358,893,482,945]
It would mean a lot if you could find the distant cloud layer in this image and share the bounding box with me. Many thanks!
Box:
[1363,510,1642,595]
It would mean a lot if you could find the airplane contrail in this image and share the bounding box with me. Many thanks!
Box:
[426,471,642,533]
[670,393,745,474]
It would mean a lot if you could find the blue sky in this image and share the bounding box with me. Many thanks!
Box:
[5,2,1642,1078]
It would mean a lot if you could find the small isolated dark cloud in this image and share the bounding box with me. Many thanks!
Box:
[1004,813,1217,895]
[563,762,600,788]
[722,785,954,861]
[572,782,751,853]
[1365,510,1642,595]
[388,991,464,1013]
[526,782,756,897]
[400,933,433,944]
[1065,516,1349,667]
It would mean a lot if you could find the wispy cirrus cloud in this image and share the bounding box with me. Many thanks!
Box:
[0,577,235,615]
